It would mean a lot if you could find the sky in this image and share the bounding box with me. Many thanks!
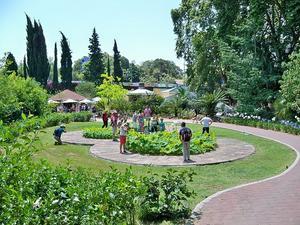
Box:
[0,0,184,68]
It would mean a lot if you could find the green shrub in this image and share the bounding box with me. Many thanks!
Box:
[0,73,48,122]
[83,127,112,139]
[222,117,300,135]
[0,120,194,224]
[140,170,195,221]
[70,112,93,122]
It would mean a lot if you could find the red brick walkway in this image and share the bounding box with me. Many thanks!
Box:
[191,122,300,225]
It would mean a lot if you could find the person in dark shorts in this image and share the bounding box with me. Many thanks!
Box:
[102,111,109,128]
[179,122,192,162]
[53,124,66,145]
[200,115,213,134]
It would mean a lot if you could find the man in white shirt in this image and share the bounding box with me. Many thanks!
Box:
[200,115,213,134]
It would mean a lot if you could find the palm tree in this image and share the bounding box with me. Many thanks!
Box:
[196,90,227,117]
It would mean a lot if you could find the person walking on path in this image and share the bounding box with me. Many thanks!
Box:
[102,111,109,128]
[110,110,119,141]
[200,115,213,134]
[119,122,129,154]
[53,124,66,145]
[179,122,192,162]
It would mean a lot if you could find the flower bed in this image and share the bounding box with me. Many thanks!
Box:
[223,116,300,135]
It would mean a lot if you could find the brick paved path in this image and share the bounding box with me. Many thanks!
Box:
[190,122,300,225]
[62,131,254,166]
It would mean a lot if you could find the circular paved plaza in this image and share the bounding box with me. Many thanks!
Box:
[62,131,255,166]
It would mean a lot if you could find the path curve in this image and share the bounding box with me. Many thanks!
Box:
[62,131,255,166]
[190,122,300,225]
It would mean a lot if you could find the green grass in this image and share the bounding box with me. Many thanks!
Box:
[34,122,296,210]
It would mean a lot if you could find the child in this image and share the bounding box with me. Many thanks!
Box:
[138,110,144,133]
[159,118,166,131]
[119,122,129,154]
[53,124,66,145]
[150,116,159,132]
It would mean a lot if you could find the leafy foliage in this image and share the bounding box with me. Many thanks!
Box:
[0,73,48,122]
[113,40,123,81]
[280,52,300,114]
[75,82,97,99]
[3,52,18,75]
[127,130,216,156]
[97,74,128,112]
[129,95,164,114]
[83,127,112,139]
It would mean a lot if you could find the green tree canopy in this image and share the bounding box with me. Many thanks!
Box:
[53,42,59,88]
[113,40,123,81]
[4,52,18,75]
[97,74,128,111]
[280,52,300,114]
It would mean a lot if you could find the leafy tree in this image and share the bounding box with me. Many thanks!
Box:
[60,32,73,89]
[25,15,49,86]
[97,74,128,111]
[113,39,123,81]
[139,59,183,84]
[171,0,300,103]
[85,28,104,84]
[126,62,141,82]
[0,71,48,122]
[75,82,97,98]
[4,52,18,75]
[280,52,300,114]
[73,56,88,80]
[53,42,59,88]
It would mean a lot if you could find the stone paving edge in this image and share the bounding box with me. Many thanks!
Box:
[188,125,300,224]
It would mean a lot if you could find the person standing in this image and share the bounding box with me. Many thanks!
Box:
[138,110,144,133]
[132,111,138,131]
[144,106,152,130]
[119,122,129,154]
[53,124,66,145]
[102,111,109,128]
[159,118,166,131]
[179,122,192,162]
[200,115,213,134]
[111,110,119,141]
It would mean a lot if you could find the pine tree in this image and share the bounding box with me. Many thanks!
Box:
[107,57,111,76]
[53,42,59,88]
[113,39,123,82]
[60,32,73,89]
[23,56,27,78]
[25,15,49,86]
[4,52,18,75]
[85,28,104,84]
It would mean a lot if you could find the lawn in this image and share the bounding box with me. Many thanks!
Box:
[34,122,296,211]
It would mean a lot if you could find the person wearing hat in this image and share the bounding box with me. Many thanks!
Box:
[119,122,129,154]
[53,124,66,145]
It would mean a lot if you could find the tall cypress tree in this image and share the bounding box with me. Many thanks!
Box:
[53,42,59,88]
[85,28,104,84]
[4,52,18,75]
[107,57,111,76]
[23,56,27,78]
[60,32,72,89]
[25,15,49,86]
[26,14,35,77]
[113,39,123,81]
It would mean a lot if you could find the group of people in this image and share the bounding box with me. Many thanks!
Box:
[53,106,213,162]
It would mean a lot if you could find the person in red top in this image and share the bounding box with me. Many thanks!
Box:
[102,111,108,128]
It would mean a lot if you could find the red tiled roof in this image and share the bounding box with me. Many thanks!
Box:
[50,89,87,101]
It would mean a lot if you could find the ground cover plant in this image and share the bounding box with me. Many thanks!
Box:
[126,130,216,155]
[83,127,217,155]
[0,120,194,224]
